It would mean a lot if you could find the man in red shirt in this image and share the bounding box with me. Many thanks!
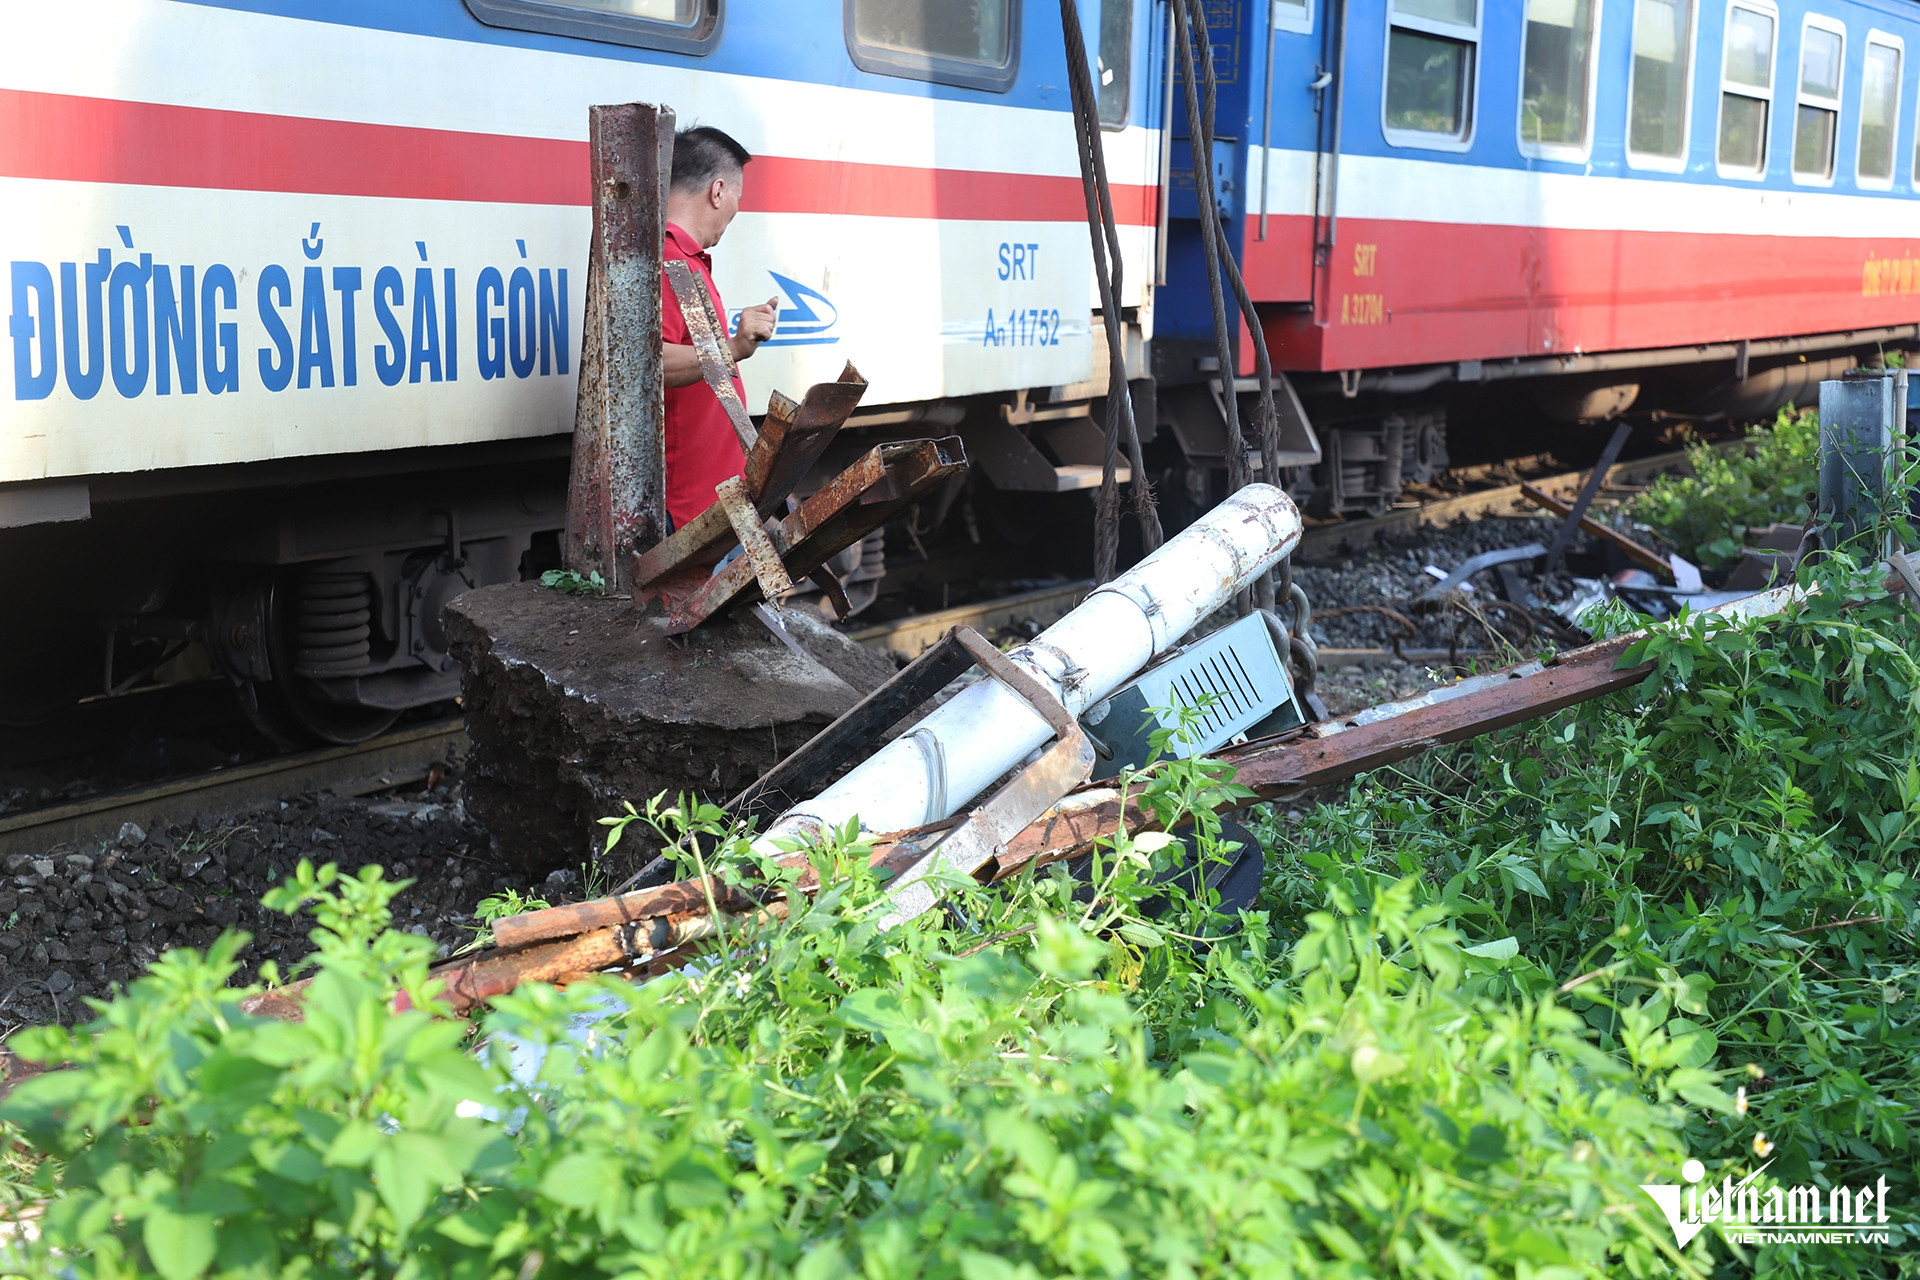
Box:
[661,126,779,528]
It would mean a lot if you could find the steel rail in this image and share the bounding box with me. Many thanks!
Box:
[1295,442,1717,557]
[0,719,467,859]
[847,446,1713,662]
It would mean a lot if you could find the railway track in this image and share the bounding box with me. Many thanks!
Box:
[0,719,466,860]
[1294,443,1700,559]
[852,443,1714,657]
[0,445,1711,850]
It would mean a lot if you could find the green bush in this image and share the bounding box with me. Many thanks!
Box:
[1,795,1694,1276]
[8,560,1917,1277]
[1262,555,1920,1277]
[1634,408,1820,567]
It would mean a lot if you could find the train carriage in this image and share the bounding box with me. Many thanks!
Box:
[3,0,1917,739]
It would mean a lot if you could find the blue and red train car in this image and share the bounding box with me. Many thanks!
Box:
[3,0,1915,737]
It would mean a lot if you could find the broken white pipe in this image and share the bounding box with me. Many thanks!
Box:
[752,484,1304,853]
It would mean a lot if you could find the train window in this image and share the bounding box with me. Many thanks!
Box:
[1273,0,1315,37]
[1792,17,1845,183]
[1716,1,1776,177]
[1382,0,1479,148]
[462,0,720,54]
[1097,0,1132,127]
[1519,0,1600,158]
[1858,34,1901,187]
[1627,0,1695,168]
[846,0,1021,92]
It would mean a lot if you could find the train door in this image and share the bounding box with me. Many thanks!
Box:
[1147,1,1325,518]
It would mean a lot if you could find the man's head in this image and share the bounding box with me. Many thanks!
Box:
[667,126,752,249]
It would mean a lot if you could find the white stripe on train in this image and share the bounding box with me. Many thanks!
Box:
[2,0,1163,188]
[1255,145,1920,239]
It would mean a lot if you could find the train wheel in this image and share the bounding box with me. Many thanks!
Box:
[233,574,400,747]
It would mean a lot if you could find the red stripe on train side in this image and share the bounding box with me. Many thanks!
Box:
[0,88,589,204]
[745,154,1156,225]
[0,88,1157,223]
[1262,218,1920,371]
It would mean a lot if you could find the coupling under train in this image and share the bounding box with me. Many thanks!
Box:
[5,0,1919,740]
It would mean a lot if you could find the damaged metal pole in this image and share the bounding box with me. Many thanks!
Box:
[563,103,675,590]
[751,484,1305,853]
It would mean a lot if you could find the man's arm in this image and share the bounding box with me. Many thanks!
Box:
[663,297,777,388]
[664,344,703,388]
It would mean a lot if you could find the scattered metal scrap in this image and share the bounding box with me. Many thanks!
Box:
[236,547,1920,1027]
[1543,421,1633,574]
[631,428,967,633]
[1517,484,1675,581]
[1412,543,1546,606]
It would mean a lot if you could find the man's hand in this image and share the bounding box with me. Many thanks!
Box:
[729,297,779,361]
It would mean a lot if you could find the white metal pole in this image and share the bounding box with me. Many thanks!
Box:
[754,484,1303,852]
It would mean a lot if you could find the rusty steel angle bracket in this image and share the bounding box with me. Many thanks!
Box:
[664,258,758,453]
[746,365,869,515]
[877,627,1095,930]
[716,475,793,598]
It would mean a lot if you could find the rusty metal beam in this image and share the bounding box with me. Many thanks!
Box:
[564,103,675,591]
[744,364,868,515]
[1520,482,1673,580]
[635,437,966,634]
[494,877,750,950]
[664,257,759,452]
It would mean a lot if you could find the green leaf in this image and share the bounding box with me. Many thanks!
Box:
[325,1119,383,1168]
[1461,936,1519,962]
[371,1139,438,1232]
[540,1153,625,1211]
[143,1207,218,1280]
[1503,863,1549,898]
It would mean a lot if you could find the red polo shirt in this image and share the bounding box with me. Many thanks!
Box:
[661,221,748,528]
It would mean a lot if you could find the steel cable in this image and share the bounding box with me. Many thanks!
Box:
[1059,0,1162,583]
[1172,0,1295,614]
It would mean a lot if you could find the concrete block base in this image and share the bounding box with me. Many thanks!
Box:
[446,582,895,875]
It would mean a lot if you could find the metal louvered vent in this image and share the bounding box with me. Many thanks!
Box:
[1080,611,1301,779]
[292,569,375,677]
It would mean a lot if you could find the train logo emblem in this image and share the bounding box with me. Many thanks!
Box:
[745,271,839,348]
